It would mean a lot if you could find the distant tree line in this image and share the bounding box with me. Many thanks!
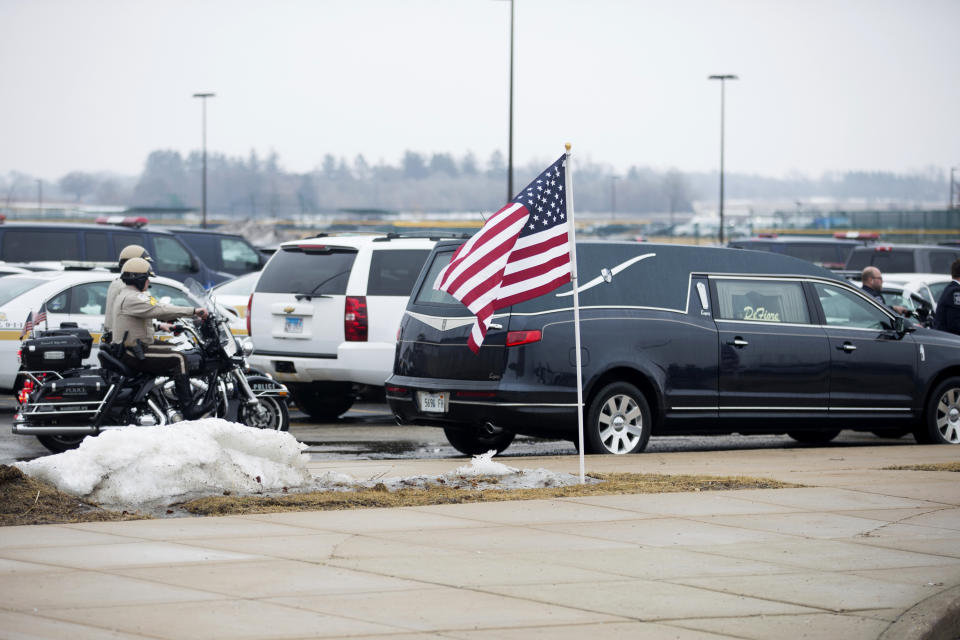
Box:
[0,151,951,216]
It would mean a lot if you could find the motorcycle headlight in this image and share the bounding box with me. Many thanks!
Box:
[241,338,254,357]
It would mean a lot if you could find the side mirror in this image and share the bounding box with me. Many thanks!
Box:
[190,255,200,272]
[893,316,905,335]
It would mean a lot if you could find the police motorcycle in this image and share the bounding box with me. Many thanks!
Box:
[13,280,290,454]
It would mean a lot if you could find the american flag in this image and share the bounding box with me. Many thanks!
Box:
[35,304,47,328]
[434,154,571,352]
[19,311,33,340]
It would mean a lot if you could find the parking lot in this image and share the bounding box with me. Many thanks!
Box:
[0,394,920,466]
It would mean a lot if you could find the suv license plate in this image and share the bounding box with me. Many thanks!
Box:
[285,317,303,333]
[418,391,448,413]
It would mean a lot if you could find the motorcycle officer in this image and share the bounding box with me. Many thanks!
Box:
[103,244,154,339]
[110,257,214,420]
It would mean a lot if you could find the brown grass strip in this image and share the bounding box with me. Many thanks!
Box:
[0,465,146,527]
[178,472,800,517]
[883,462,960,472]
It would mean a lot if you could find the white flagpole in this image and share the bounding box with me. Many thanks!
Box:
[564,143,586,484]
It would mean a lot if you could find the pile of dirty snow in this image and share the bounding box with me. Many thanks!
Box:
[15,419,313,512]
[15,421,590,515]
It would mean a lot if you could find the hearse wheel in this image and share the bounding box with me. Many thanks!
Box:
[787,430,841,444]
[443,426,515,456]
[915,377,960,444]
[585,382,651,454]
[37,434,88,454]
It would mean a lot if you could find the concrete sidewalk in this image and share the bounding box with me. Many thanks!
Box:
[2,445,959,639]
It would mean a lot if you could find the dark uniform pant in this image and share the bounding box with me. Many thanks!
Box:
[121,344,189,377]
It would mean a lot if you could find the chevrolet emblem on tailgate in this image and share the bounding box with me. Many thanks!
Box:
[283,306,295,314]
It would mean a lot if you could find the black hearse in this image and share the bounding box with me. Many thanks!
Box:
[387,242,960,454]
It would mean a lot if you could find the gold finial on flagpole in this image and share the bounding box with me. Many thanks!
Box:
[565,143,571,151]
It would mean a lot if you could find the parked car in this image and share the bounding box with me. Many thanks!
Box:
[728,236,863,270]
[211,271,260,336]
[877,273,953,314]
[387,242,960,455]
[0,219,225,286]
[0,270,203,391]
[247,233,461,419]
[845,243,960,274]
[166,227,266,278]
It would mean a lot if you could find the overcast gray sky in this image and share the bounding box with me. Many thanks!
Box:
[2,0,958,181]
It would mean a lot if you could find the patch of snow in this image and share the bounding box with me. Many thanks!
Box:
[15,426,592,517]
[15,419,313,511]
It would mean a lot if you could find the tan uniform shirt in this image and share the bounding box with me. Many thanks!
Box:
[102,278,124,333]
[111,285,195,347]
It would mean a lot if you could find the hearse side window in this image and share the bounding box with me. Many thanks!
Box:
[814,283,888,330]
[368,250,431,296]
[714,279,810,324]
[413,251,461,306]
[3,230,81,261]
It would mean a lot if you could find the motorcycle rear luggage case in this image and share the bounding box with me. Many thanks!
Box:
[36,326,93,358]
[21,335,87,372]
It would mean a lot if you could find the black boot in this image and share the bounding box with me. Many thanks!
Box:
[175,376,217,420]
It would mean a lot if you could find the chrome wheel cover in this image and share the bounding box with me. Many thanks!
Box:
[597,393,644,454]
[240,397,282,430]
[935,387,960,444]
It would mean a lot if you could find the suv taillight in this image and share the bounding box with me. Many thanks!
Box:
[246,294,253,336]
[345,296,368,341]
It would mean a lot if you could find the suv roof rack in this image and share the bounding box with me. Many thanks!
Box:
[374,231,472,242]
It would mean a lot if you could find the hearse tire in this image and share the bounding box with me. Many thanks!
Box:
[443,427,515,456]
[37,434,87,454]
[917,377,960,445]
[585,382,652,454]
[787,429,841,444]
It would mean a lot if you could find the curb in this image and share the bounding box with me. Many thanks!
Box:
[879,585,960,640]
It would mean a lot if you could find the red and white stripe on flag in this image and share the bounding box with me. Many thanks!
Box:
[434,154,571,353]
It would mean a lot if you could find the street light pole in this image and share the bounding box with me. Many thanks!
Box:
[36,179,42,216]
[708,74,737,244]
[951,167,957,210]
[192,92,215,228]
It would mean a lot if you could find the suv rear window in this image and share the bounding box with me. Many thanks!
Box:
[368,250,431,296]
[846,249,914,272]
[256,246,357,295]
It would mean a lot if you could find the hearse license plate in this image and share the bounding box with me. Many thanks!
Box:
[285,317,303,333]
[418,391,448,413]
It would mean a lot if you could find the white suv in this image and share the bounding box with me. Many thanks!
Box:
[246,233,446,419]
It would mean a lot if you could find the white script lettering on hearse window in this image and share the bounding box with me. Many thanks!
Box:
[742,306,780,321]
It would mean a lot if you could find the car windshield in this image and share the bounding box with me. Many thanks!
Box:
[0,277,45,307]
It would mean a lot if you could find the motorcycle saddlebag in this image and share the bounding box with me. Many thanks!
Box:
[36,325,94,359]
[35,375,107,404]
[21,335,87,372]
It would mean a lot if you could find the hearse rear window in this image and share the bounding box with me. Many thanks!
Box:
[413,250,461,306]
[714,279,810,324]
